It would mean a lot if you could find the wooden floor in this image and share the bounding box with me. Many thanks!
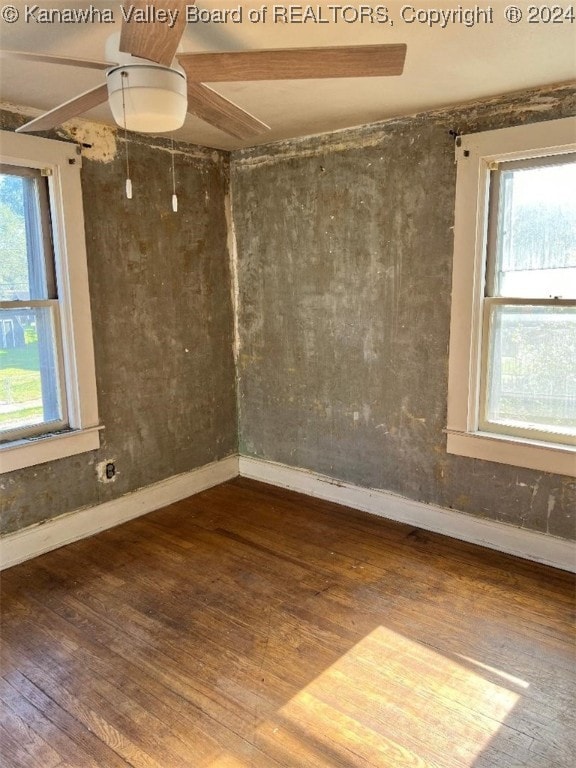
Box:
[1,478,575,768]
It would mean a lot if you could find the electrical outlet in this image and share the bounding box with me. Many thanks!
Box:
[96,459,118,483]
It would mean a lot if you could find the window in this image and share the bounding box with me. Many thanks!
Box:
[1,165,67,440]
[0,131,100,473]
[446,117,576,476]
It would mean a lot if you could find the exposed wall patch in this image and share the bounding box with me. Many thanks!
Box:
[60,121,118,163]
[225,191,241,365]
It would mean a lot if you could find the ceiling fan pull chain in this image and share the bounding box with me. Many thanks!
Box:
[171,138,178,213]
[121,71,132,200]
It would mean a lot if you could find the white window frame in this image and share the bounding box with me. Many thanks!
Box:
[446,117,576,477]
[0,131,100,473]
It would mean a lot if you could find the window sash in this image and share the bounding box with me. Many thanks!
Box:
[0,300,68,441]
[481,150,576,445]
[479,297,576,446]
[485,153,576,300]
[0,164,57,301]
[1,163,66,443]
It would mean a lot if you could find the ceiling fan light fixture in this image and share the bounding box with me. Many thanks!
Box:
[107,65,187,133]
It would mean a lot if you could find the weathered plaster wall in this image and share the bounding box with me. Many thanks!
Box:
[231,84,576,540]
[1,109,237,534]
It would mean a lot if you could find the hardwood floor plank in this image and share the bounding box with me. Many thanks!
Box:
[0,692,62,768]
[7,579,295,766]
[0,722,47,768]
[1,600,284,766]
[0,674,124,768]
[1,478,574,767]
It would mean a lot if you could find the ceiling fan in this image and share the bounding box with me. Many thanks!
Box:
[2,0,407,140]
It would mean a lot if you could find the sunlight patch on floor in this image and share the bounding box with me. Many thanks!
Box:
[264,626,522,767]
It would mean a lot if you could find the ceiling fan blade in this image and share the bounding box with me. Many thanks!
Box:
[119,0,190,66]
[186,83,269,140]
[177,44,407,82]
[0,50,113,70]
[15,84,109,134]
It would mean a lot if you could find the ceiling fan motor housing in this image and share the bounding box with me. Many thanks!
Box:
[106,65,187,133]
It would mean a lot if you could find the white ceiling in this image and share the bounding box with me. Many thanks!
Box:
[1,1,575,150]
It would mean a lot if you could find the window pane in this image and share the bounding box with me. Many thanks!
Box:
[0,170,54,301]
[0,306,65,438]
[485,305,576,439]
[493,159,576,299]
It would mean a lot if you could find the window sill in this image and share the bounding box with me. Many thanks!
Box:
[0,426,102,474]
[445,429,576,476]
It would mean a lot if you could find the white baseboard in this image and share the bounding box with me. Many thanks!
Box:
[3,452,574,574]
[0,455,239,570]
[239,456,576,573]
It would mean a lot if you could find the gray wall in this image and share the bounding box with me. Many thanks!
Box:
[232,84,576,540]
[1,110,237,534]
[3,85,575,541]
